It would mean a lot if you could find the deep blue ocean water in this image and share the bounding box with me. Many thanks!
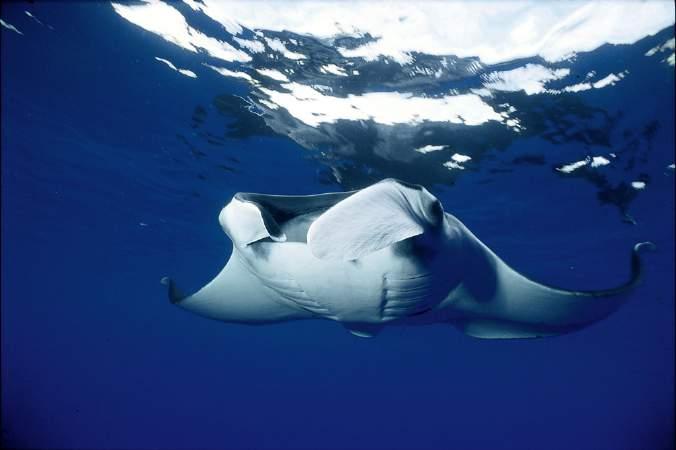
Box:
[1,2,674,449]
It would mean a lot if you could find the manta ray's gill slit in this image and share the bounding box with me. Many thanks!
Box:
[259,275,335,318]
[232,252,321,316]
[381,272,436,319]
[378,275,388,320]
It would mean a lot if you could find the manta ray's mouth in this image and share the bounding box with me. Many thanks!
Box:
[277,211,324,243]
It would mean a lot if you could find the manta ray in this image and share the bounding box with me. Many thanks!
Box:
[162,178,653,339]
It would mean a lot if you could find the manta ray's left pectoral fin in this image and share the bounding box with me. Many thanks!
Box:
[160,277,186,304]
[161,253,313,324]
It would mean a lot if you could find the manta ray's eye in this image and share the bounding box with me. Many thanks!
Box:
[428,200,443,221]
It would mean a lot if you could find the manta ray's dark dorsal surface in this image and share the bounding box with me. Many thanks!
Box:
[162,179,653,338]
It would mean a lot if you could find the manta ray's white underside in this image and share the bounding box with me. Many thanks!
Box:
[162,179,652,338]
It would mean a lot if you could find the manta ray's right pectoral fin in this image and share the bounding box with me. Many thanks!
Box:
[452,241,656,339]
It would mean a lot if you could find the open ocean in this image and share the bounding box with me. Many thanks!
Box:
[1,2,674,449]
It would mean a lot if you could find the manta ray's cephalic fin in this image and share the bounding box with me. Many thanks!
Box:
[307,179,441,261]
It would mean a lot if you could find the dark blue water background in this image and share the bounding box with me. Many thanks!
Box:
[1,3,674,449]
